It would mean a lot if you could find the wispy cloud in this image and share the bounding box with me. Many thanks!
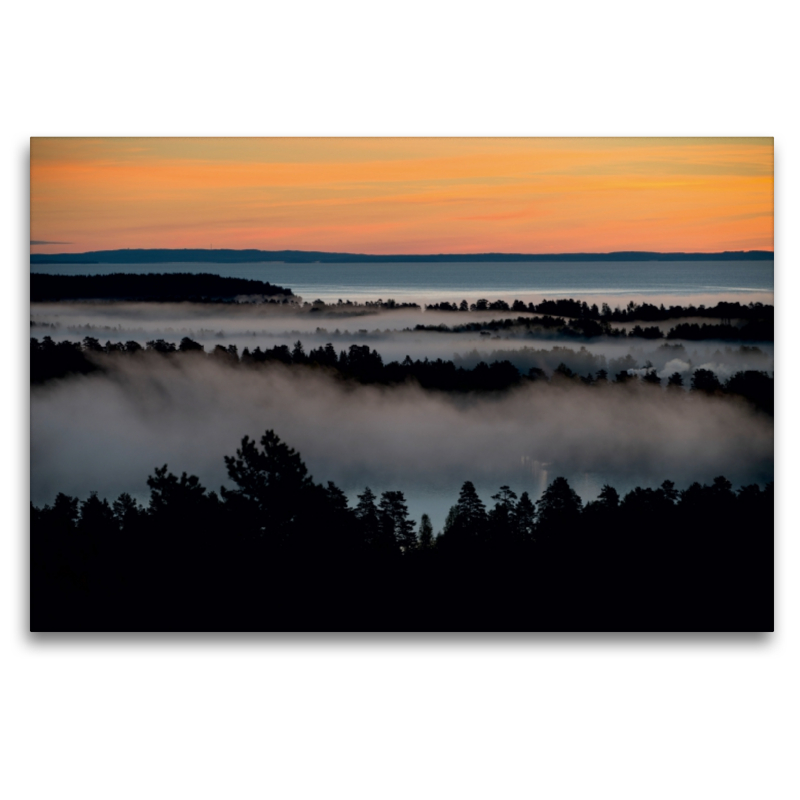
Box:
[31,240,71,245]
[29,138,774,254]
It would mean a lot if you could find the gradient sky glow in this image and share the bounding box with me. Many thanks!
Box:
[30,137,774,255]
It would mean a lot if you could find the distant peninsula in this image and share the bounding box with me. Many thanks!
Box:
[30,248,774,265]
[30,273,293,302]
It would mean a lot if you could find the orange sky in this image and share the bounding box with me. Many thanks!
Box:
[30,137,774,254]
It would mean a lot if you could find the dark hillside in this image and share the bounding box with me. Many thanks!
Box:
[30,272,293,302]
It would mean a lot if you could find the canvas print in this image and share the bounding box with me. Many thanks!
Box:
[29,138,774,632]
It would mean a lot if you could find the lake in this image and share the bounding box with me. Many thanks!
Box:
[31,259,774,306]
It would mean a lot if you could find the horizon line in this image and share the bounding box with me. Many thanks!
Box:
[30,247,775,257]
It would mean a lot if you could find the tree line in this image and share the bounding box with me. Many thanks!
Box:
[414,314,773,342]
[31,428,773,632]
[30,335,774,414]
[425,297,772,322]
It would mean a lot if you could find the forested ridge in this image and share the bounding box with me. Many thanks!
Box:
[416,316,773,341]
[31,272,293,302]
[30,248,775,264]
[31,429,773,632]
[312,297,773,341]
[416,298,773,341]
[426,296,772,322]
[30,335,775,414]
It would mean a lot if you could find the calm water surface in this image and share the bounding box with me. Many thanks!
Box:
[32,260,774,305]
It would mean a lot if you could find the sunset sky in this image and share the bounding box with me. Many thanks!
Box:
[30,137,773,255]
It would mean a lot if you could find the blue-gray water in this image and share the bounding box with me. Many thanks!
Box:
[31,259,774,305]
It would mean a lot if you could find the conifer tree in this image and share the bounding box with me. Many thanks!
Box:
[418,514,434,549]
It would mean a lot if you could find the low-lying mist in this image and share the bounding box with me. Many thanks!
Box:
[30,301,541,364]
[30,300,517,339]
[31,301,773,380]
[31,355,774,529]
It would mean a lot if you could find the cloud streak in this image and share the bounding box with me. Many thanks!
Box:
[30,138,773,254]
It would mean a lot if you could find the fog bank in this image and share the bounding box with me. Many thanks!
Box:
[31,357,774,528]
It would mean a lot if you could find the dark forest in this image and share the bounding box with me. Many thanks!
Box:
[31,272,293,302]
[31,428,773,632]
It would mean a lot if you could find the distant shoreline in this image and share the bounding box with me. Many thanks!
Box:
[30,272,293,302]
[30,248,774,265]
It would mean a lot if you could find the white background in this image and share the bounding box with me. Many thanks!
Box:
[3,2,797,798]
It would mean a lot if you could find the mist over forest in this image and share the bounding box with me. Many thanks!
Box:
[30,272,775,525]
[31,352,774,528]
[28,133,775,637]
[28,263,774,589]
[31,298,773,378]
